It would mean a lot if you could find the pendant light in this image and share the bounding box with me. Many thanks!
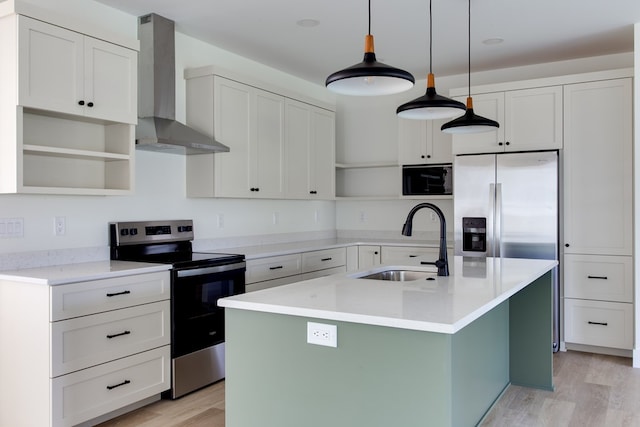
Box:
[441,0,499,133]
[326,0,415,96]
[396,0,466,120]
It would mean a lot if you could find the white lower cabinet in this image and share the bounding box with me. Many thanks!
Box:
[563,254,633,351]
[358,245,381,269]
[246,248,346,292]
[0,269,170,427]
[381,246,452,267]
[564,299,633,350]
[52,346,170,427]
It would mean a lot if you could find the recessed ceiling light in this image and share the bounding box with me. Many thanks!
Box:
[482,38,504,45]
[297,19,320,28]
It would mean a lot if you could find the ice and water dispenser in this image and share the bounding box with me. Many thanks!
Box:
[462,217,487,253]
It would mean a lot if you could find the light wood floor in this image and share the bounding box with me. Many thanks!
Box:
[97,350,640,427]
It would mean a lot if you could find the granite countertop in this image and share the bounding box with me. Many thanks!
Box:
[219,256,558,334]
[0,260,170,285]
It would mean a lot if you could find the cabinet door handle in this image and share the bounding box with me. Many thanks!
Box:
[321,257,332,262]
[78,100,85,106]
[309,190,317,194]
[587,275,608,280]
[106,290,131,297]
[505,141,510,146]
[409,255,418,258]
[107,330,131,339]
[374,251,378,255]
[87,102,94,107]
[588,321,608,326]
[269,265,283,270]
[106,379,131,390]
[565,243,570,247]
[498,142,504,146]
[426,155,431,159]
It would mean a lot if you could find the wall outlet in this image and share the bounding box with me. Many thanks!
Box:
[359,211,367,223]
[272,211,279,225]
[217,214,224,228]
[54,216,66,236]
[307,322,337,348]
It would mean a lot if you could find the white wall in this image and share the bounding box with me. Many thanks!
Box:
[0,0,336,265]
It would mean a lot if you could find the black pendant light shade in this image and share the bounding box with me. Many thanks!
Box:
[441,97,499,133]
[396,0,465,120]
[326,1,415,96]
[441,0,499,133]
[397,73,466,119]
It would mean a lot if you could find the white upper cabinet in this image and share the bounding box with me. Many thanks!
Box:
[18,16,137,124]
[0,14,137,195]
[451,86,562,154]
[213,76,285,198]
[285,99,335,199]
[398,118,452,165]
[185,68,335,199]
[563,78,633,256]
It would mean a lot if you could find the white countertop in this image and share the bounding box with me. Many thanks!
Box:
[0,260,170,285]
[219,256,558,334]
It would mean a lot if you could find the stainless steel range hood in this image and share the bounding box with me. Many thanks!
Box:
[136,13,229,154]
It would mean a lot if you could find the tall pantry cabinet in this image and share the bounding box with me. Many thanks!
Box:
[562,77,634,353]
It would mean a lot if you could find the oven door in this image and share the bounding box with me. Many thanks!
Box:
[171,262,245,358]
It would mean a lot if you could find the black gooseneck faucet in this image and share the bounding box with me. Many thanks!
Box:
[401,203,449,276]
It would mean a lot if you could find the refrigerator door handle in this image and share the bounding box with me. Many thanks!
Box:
[495,183,503,258]
[489,183,495,258]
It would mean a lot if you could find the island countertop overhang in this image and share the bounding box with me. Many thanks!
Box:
[218,256,557,334]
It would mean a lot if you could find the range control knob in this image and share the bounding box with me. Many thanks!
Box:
[129,228,138,236]
[120,228,129,236]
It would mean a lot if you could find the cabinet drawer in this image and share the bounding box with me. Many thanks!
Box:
[51,271,170,321]
[381,246,439,266]
[51,301,170,377]
[300,266,346,281]
[564,298,633,349]
[301,248,346,273]
[564,255,632,302]
[52,346,170,427]
[246,254,301,284]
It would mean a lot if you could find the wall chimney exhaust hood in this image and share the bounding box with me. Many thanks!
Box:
[136,13,229,154]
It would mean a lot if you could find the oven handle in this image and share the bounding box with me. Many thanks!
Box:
[176,262,246,278]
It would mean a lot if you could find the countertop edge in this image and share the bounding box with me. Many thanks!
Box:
[0,261,171,285]
[219,258,558,334]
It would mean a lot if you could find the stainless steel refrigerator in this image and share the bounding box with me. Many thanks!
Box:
[453,150,559,351]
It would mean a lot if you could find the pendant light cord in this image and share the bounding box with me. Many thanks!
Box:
[368,0,371,35]
[429,0,433,74]
[467,0,471,99]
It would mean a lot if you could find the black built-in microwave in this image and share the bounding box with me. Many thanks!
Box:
[402,164,453,196]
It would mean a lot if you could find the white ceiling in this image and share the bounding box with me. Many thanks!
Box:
[95,0,640,86]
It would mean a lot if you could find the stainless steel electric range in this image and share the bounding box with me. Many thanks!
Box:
[109,220,245,399]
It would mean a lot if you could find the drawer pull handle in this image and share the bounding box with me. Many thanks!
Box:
[106,379,131,390]
[106,290,131,297]
[269,265,284,270]
[107,330,131,339]
[587,275,608,280]
[588,321,608,326]
[409,255,418,258]
[321,257,332,261]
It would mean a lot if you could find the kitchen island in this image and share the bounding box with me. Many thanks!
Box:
[218,256,557,427]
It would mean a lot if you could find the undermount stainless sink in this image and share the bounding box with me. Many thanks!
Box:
[356,269,437,282]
